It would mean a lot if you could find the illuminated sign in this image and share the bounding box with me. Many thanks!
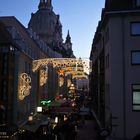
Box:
[40,100,52,106]
[37,106,43,112]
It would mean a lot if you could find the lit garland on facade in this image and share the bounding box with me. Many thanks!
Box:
[58,76,64,87]
[61,66,88,79]
[67,79,71,87]
[57,69,65,76]
[72,74,88,79]
[57,69,65,87]
[18,73,31,100]
[40,69,48,86]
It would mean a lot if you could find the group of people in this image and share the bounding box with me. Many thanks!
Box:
[53,115,79,140]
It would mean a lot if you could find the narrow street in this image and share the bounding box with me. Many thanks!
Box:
[77,118,99,140]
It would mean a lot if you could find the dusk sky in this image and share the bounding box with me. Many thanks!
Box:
[0,0,105,58]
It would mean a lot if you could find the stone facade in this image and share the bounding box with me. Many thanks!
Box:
[28,0,75,58]
[90,0,140,139]
[0,1,75,137]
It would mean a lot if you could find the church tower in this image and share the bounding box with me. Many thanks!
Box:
[28,0,60,46]
[64,30,75,57]
[65,30,72,49]
[28,0,75,57]
[38,0,47,10]
[53,15,63,49]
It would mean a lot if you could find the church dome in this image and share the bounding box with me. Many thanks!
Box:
[28,0,60,45]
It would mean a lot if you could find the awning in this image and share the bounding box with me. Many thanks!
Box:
[21,113,48,132]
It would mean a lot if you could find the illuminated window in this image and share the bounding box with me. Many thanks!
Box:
[132,85,140,111]
[131,22,140,35]
[131,51,140,64]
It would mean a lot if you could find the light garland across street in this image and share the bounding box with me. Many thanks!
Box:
[32,58,92,74]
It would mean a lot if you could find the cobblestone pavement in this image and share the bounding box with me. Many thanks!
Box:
[77,118,99,140]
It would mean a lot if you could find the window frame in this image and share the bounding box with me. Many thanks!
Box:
[130,22,140,36]
[131,50,140,65]
[132,84,140,111]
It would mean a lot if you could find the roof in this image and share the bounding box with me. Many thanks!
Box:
[91,0,140,54]
[105,0,139,11]
[0,16,38,50]
[0,21,12,43]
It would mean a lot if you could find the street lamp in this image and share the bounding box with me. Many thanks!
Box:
[28,112,34,124]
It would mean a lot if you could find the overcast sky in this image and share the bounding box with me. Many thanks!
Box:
[0,0,105,58]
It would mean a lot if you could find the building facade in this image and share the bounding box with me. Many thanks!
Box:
[28,0,75,100]
[0,17,49,138]
[90,0,140,139]
[0,0,75,138]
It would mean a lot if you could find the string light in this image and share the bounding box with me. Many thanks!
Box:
[57,69,65,76]
[67,79,71,87]
[40,69,48,86]
[18,73,31,100]
[32,58,92,74]
[58,76,64,87]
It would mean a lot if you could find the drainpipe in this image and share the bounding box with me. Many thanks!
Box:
[121,15,126,139]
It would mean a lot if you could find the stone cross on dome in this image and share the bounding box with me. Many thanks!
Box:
[38,0,53,10]
[47,0,53,10]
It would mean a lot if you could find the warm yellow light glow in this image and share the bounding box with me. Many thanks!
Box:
[28,116,33,122]
[69,84,76,97]
[69,84,75,90]
[40,69,48,86]
[58,76,64,87]
[61,66,88,79]
[72,74,88,79]
[72,102,75,107]
[57,69,65,76]
[67,79,71,87]
[32,58,92,74]
[18,73,31,100]
[64,115,68,121]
